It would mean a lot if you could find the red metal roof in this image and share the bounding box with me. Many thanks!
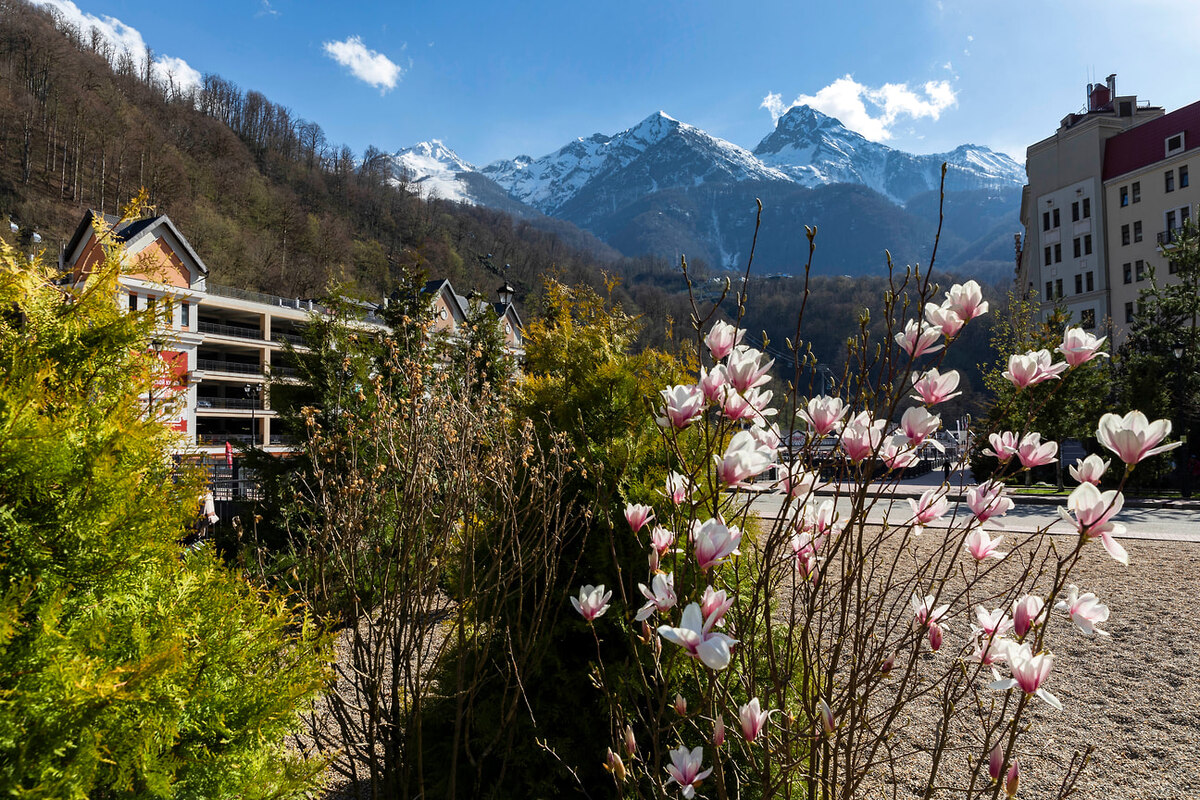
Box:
[1103,100,1200,180]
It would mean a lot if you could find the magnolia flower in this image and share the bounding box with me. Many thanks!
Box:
[928,621,944,651]
[705,320,744,360]
[945,280,989,321]
[1016,432,1057,468]
[907,487,949,535]
[1055,584,1111,636]
[624,725,637,757]
[791,532,820,579]
[911,367,962,405]
[659,384,706,429]
[841,411,885,462]
[625,503,655,534]
[966,480,1013,524]
[798,395,848,436]
[1097,410,1181,465]
[779,462,819,498]
[571,584,612,622]
[604,748,627,782]
[650,525,675,556]
[1012,595,1046,637]
[974,606,1014,637]
[1002,349,1068,389]
[895,319,943,358]
[795,498,840,540]
[699,585,733,629]
[749,420,782,451]
[698,364,729,404]
[1057,326,1108,367]
[989,743,1004,782]
[1069,454,1110,485]
[924,302,966,338]
[1005,761,1020,798]
[691,518,742,571]
[664,472,692,506]
[879,434,920,470]
[964,529,1007,561]
[713,715,726,747]
[739,697,770,743]
[714,430,777,487]
[658,602,738,670]
[912,593,949,631]
[665,745,712,799]
[965,630,1010,666]
[725,345,774,393]
[719,388,758,423]
[990,642,1061,710]
[900,406,942,448]
[634,572,677,622]
[983,431,1019,462]
[817,699,836,737]
[674,693,688,716]
[1059,482,1129,565]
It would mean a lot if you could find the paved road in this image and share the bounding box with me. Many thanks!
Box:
[742,477,1200,543]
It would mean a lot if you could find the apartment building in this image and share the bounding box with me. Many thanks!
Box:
[61,211,523,458]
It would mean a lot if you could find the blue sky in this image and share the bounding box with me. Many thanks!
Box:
[29,0,1200,166]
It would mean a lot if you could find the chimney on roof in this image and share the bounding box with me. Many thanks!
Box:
[1106,73,1116,99]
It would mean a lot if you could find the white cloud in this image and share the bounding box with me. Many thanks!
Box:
[323,35,403,93]
[27,0,201,94]
[761,75,958,141]
[256,0,280,18]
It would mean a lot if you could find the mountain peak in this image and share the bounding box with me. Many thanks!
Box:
[395,140,475,173]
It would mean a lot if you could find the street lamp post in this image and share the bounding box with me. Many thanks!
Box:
[1173,342,1191,498]
[244,383,258,448]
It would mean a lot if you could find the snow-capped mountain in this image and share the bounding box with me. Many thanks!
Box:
[390,140,477,204]
[481,111,791,218]
[753,105,1025,203]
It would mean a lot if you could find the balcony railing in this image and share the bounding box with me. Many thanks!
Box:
[196,358,263,375]
[269,434,297,446]
[196,396,263,410]
[198,320,264,340]
[207,283,329,313]
[1158,229,1185,247]
[270,365,298,378]
[197,432,257,445]
[272,330,307,346]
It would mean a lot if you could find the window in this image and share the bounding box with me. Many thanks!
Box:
[1134,221,1143,242]
[1123,263,1132,284]
[1125,301,1134,323]
[1132,181,1141,203]
[1055,278,1063,299]
[1042,211,1051,232]
[1170,259,1180,275]
[1166,170,1175,193]
[128,293,137,311]
[1053,208,1061,228]
[1045,281,1053,300]
[1135,260,1145,281]
[146,295,155,310]
[1081,309,1096,329]
[1054,243,1062,263]
[1083,197,1091,218]
[1086,271,1094,292]
[1073,238,1082,259]
[1121,224,1130,246]
[1072,201,1080,222]
[181,302,190,327]
[1084,234,1093,255]
[1167,133,1185,156]
[1044,246,1052,266]
[1074,274,1083,294]
[1120,186,1129,207]
[1167,210,1177,230]
[1182,165,1190,188]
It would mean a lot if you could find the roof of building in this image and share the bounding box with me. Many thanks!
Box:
[1103,99,1200,180]
[63,211,210,276]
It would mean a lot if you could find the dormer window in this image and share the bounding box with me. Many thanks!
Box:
[1166,133,1185,157]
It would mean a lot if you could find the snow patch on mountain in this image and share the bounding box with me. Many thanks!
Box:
[391,140,476,204]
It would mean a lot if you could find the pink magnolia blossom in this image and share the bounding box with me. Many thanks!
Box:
[1097,410,1181,465]
[658,602,738,670]
[895,319,943,358]
[990,642,1061,709]
[691,518,743,571]
[798,395,848,436]
[624,725,637,757]
[1059,482,1129,565]
[664,473,692,506]
[944,280,989,321]
[698,365,729,404]
[713,715,726,747]
[699,585,733,629]
[779,462,819,499]
[705,320,744,361]
[1011,595,1046,638]
[879,434,920,470]
[714,430,777,487]
[989,743,1004,782]
[841,411,885,462]
[1057,326,1108,367]
[665,745,712,799]
[749,420,782,451]
[924,302,966,338]
[907,487,949,534]
[725,345,774,393]
[911,367,962,405]
[966,480,1014,524]
[674,693,687,716]
[964,529,1007,561]
[927,621,944,651]
[974,606,1014,637]
[1068,454,1110,485]
[912,593,949,631]
[791,532,820,579]
[900,406,943,448]
[1002,349,1068,389]
[965,631,1010,666]
[1054,584,1111,636]
[1016,432,1057,468]
[659,384,706,429]
[739,697,771,743]
[570,584,612,622]
[604,748,627,782]
[983,431,1019,462]
[634,572,677,622]
[795,498,840,539]
[1005,761,1020,798]
[624,503,655,534]
[719,388,758,423]
[650,525,675,556]
[818,699,836,737]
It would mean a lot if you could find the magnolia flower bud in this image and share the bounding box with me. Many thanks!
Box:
[1005,760,1020,798]
[624,725,637,758]
[713,715,726,747]
[674,693,687,716]
[880,652,897,675]
[818,699,836,737]
[604,748,627,782]
[928,621,943,652]
[988,742,1003,782]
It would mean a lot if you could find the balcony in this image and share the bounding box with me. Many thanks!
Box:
[198,432,257,445]
[273,330,307,346]
[196,358,263,376]
[1158,229,1185,247]
[207,283,329,313]
[198,320,264,340]
[196,396,264,410]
